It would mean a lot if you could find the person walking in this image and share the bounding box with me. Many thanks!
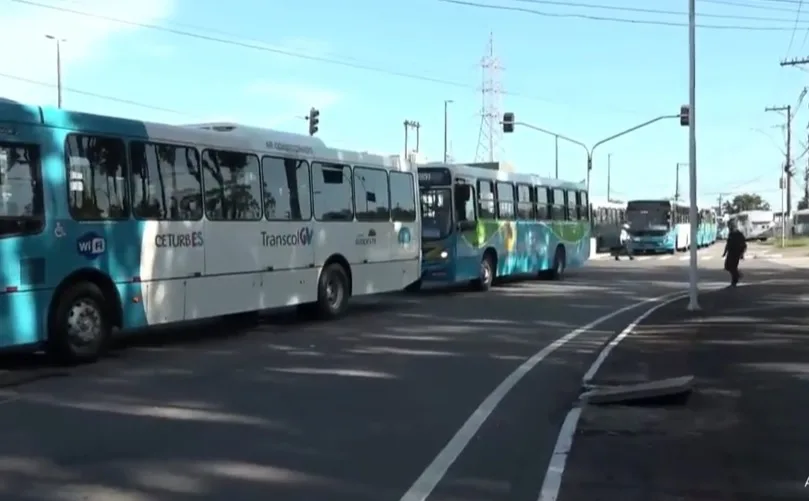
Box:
[723,220,747,286]
[615,222,634,261]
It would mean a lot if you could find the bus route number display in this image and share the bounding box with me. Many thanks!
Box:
[418,169,451,186]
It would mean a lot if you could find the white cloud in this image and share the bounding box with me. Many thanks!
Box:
[0,0,175,106]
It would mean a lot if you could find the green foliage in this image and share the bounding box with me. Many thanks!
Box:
[721,193,770,215]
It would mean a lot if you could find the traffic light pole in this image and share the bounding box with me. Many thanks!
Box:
[511,114,679,194]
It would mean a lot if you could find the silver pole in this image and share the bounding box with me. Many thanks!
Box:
[687,0,699,311]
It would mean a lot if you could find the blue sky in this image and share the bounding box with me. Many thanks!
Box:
[2,0,809,210]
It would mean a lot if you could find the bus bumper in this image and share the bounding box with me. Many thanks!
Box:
[630,237,674,253]
[421,261,456,283]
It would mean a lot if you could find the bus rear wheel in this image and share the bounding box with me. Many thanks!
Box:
[315,263,350,319]
[47,282,111,365]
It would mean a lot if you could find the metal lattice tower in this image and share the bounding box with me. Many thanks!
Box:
[475,32,504,163]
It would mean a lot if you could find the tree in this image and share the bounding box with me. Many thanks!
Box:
[721,193,770,214]
[798,193,809,210]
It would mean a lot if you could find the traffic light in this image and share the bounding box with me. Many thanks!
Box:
[502,112,514,133]
[308,108,320,136]
[679,105,690,126]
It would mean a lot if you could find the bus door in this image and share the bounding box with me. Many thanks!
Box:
[453,182,479,279]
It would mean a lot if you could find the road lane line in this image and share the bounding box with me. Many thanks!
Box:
[658,256,672,260]
[538,279,783,501]
[398,289,687,501]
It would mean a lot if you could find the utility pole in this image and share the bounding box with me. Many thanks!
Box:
[45,35,65,108]
[805,143,809,206]
[606,153,611,201]
[554,136,559,179]
[443,100,452,163]
[674,162,687,201]
[404,120,420,159]
[716,191,731,215]
[765,105,792,215]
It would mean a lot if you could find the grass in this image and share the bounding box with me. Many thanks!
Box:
[768,237,809,249]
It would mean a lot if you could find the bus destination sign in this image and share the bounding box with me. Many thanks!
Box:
[418,168,451,187]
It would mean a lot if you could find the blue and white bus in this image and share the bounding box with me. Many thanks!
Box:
[413,162,590,290]
[625,199,691,253]
[697,208,717,247]
[0,100,421,363]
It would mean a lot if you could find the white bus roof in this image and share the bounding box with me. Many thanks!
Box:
[419,161,586,190]
[589,196,625,209]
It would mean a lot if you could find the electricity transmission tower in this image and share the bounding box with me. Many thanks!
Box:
[475,32,504,163]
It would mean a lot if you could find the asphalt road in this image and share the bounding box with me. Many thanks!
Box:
[0,258,795,501]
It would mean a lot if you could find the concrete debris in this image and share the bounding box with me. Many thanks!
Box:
[579,375,694,406]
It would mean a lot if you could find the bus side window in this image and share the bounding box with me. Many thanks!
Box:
[477,179,495,219]
[66,134,129,220]
[535,186,549,220]
[517,183,533,220]
[454,183,476,222]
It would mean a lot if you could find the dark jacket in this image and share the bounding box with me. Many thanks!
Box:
[724,230,746,259]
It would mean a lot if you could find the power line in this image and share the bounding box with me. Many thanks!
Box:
[692,0,799,13]
[10,0,643,113]
[513,0,809,24]
[784,0,804,55]
[442,0,809,30]
[0,72,188,114]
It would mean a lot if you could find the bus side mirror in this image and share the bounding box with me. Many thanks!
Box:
[457,220,476,231]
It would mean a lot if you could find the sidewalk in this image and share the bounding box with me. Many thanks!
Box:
[557,282,809,501]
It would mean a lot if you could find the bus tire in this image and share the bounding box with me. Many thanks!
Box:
[47,281,111,365]
[473,253,495,291]
[549,246,566,280]
[405,279,422,293]
[315,263,350,319]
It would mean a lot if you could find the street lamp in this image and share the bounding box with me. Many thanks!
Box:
[443,100,453,163]
[45,34,66,108]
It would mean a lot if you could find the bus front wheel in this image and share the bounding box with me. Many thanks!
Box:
[47,282,111,365]
[473,254,495,291]
[405,279,422,293]
[549,246,566,280]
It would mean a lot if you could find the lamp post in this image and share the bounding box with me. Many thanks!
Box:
[45,35,66,108]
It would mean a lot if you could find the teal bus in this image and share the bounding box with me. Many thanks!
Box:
[697,208,718,247]
[625,199,691,253]
[411,162,590,291]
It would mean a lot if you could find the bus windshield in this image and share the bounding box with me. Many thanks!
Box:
[420,188,452,240]
[626,201,669,230]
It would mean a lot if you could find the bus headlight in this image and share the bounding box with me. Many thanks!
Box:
[440,250,448,259]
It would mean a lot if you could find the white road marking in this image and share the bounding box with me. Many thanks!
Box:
[636,256,651,261]
[538,292,686,501]
[398,290,686,501]
[702,256,713,260]
[538,279,781,501]
[679,255,689,260]
[658,255,672,260]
